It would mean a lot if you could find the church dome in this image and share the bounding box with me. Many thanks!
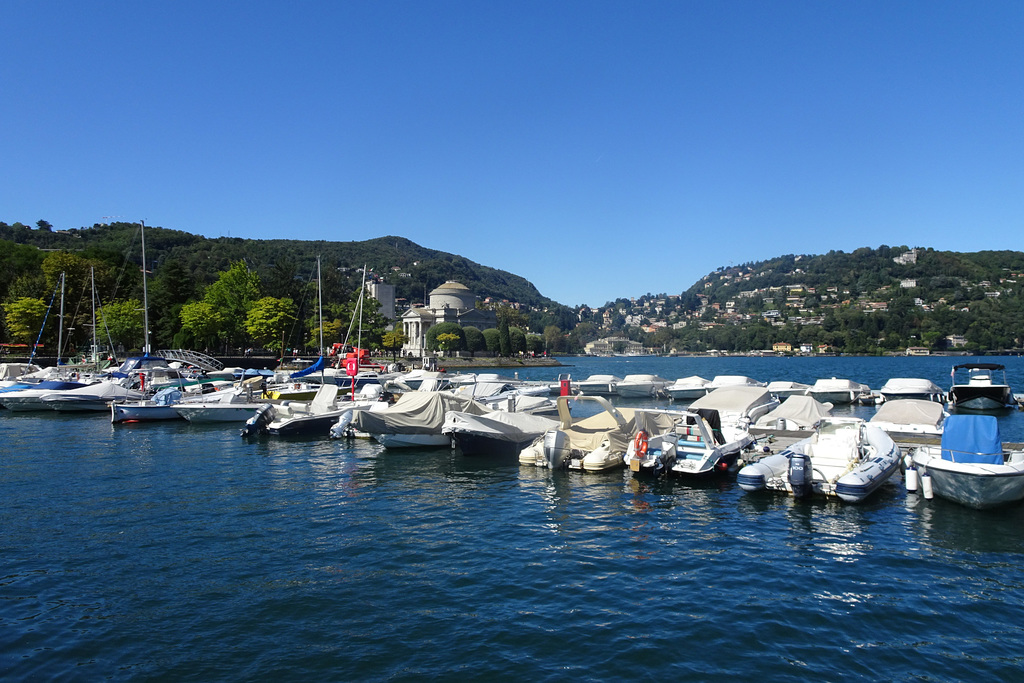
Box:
[429,281,476,310]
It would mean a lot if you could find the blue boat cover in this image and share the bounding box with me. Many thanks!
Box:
[940,415,1002,465]
[290,356,325,379]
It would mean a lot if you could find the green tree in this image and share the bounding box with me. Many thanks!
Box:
[437,332,462,354]
[179,301,225,351]
[482,327,500,354]
[426,322,465,352]
[498,317,511,356]
[99,299,144,351]
[2,297,47,346]
[381,328,409,361]
[203,261,262,348]
[509,326,526,355]
[463,326,486,356]
[149,259,197,348]
[245,297,297,357]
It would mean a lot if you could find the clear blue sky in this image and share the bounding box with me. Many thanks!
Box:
[3,1,1022,308]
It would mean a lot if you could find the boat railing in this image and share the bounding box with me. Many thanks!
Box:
[157,349,225,373]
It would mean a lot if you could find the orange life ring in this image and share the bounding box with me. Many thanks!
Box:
[633,430,649,456]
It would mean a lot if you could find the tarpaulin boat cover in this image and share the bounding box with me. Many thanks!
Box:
[870,399,945,430]
[691,386,774,416]
[756,395,833,428]
[941,415,1002,465]
[441,410,558,443]
[353,391,490,435]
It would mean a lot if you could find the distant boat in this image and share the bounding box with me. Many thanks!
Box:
[948,363,1014,411]
[664,376,711,401]
[878,377,945,403]
[809,377,870,405]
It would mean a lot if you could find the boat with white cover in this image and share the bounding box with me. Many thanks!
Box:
[518,395,636,471]
[877,377,945,403]
[869,399,947,436]
[765,380,811,399]
[737,417,902,503]
[909,414,1024,509]
[809,377,870,405]
[623,407,755,477]
[442,410,559,457]
[351,391,491,448]
[615,374,670,398]
[753,394,833,431]
[707,375,767,390]
[947,363,1014,411]
[574,374,622,396]
[664,376,710,401]
[689,385,780,437]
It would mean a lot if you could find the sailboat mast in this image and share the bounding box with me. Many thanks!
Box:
[358,265,366,360]
[140,220,151,355]
[90,267,98,364]
[317,256,324,383]
[58,272,65,365]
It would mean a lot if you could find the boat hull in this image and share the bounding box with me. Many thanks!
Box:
[912,448,1024,509]
[175,404,265,423]
[373,433,452,448]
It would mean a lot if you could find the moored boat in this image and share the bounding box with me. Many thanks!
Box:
[664,375,710,401]
[909,414,1024,509]
[518,395,635,471]
[615,374,670,398]
[948,363,1014,411]
[442,410,559,457]
[737,417,901,503]
[878,377,945,403]
[869,399,947,436]
[624,407,755,477]
[809,377,870,405]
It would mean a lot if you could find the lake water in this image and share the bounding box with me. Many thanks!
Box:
[3,355,1023,680]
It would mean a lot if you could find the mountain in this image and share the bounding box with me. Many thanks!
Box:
[0,221,551,308]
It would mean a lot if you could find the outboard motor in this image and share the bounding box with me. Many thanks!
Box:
[240,403,275,437]
[543,430,572,469]
[788,451,814,499]
[329,409,355,440]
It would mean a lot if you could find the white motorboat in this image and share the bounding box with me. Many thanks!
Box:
[351,391,490,448]
[909,414,1024,509]
[948,363,1014,411]
[737,418,901,503]
[616,374,670,399]
[623,407,755,477]
[766,380,811,399]
[753,395,833,431]
[689,385,780,439]
[574,374,622,396]
[809,377,870,405]
[442,410,559,457]
[869,399,947,436]
[518,395,636,471]
[452,380,556,415]
[707,375,767,390]
[246,384,386,437]
[0,362,43,390]
[42,380,146,412]
[0,379,97,411]
[878,377,945,403]
[664,376,710,401]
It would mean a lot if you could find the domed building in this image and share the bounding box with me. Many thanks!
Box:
[401,281,497,356]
